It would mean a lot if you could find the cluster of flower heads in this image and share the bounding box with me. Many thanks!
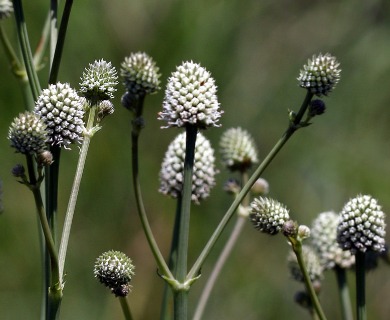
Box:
[159,61,222,129]
[8,112,48,155]
[159,132,217,204]
[337,194,386,254]
[0,0,13,20]
[94,250,135,297]
[219,127,259,172]
[297,53,341,96]
[34,82,85,149]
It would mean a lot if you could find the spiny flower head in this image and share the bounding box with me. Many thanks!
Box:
[159,132,217,204]
[337,195,386,254]
[0,0,13,20]
[121,52,161,98]
[8,112,48,155]
[94,250,135,297]
[288,245,324,283]
[34,82,85,149]
[250,197,290,235]
[79,59,118,101]
[298,53,340,96]
[219,127,259,172]
[311,211,355,269]
[158,61,222,129]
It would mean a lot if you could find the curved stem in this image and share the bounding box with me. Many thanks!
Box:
[58,104,96,280]
[193,172,249,320]
[119,297,134,320]
[355,252,366,320]
[187,91,313,282]
[291,239,327,320]
[334,266,353,320]
[12,0,41,100]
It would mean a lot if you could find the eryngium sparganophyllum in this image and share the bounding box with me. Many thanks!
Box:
[250,197,290,235]
[311,211,355,269]
[34,82,85,149]
[159,132,217,204]
[8,112,48,155]
[219,127,259,172]
[288,245,324,283]
[337,195,386,254]
[79,59,118,102]
[158,61,222,129]
[298,53,341,96]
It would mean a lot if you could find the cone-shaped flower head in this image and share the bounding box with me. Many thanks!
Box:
[159,132,217,204]
[298,53,340,96]
[288,245,324,283]
[94,250,135,297]
[34,82,85,149]
[79,59,118,101]
[311,211,355,269]
[337,195,386,254]
[0,0,13,19]
[121,52,161,98]
[8,112,49,155]
[219,127,259,172]
[158,61,222,129]
[250,197,290,235]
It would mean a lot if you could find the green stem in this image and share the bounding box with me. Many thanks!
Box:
[0,23,23,73]
[187,91,314,280]
[160,196,182,320]
[174,125,198,320]
[119,297,134,320]
[291,240,327,320]
[49,0,58,69]
[48,0,74,84]
[334,266,353,320]
[193,172,250,320]
[355,251,366,320]
[58,104,96,280]
[12,0,42,100]
[130,96,172,279]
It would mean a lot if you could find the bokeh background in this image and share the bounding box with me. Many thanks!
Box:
[1,0,390,319]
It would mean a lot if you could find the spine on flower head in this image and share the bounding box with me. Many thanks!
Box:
[159,131,217,204]
[158,61,223,129]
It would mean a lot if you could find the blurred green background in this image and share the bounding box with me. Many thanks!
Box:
[1,0,390,319]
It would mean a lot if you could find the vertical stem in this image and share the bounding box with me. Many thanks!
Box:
[119,297,134,320]
[49,0,58,68]
[355,251,366,320]
[174,125,197,320]
[334,266,353,320]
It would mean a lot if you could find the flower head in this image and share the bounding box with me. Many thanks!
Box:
[94,250,135,297]
[0,0,13,20]
[121,52,161,98]
[79,59,118,101]
[298,53,340,96]
[250,197,290,235]
[159,132,217,204]
[288,245,324,283]
[158,61,222,129]
[219,127,259,172]
[337,195,386,254]
[8,112,48,155]
[311,211,355,269]
[34,83,85,149]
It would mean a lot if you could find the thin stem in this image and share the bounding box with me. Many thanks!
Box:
[193,172,250,320]
[49,0,58,69]
[174,125,197,320]
[58,104,96,280]
[33,11,50,69]
[355,251,366,320]
[48,0,74,84]
[119,297,134,320]
[334,266,353,320]
[0,23,23,73]
[12,0,41,100]
[187,91,313,281]
[130,96,173,279]
[291,240,327,320]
